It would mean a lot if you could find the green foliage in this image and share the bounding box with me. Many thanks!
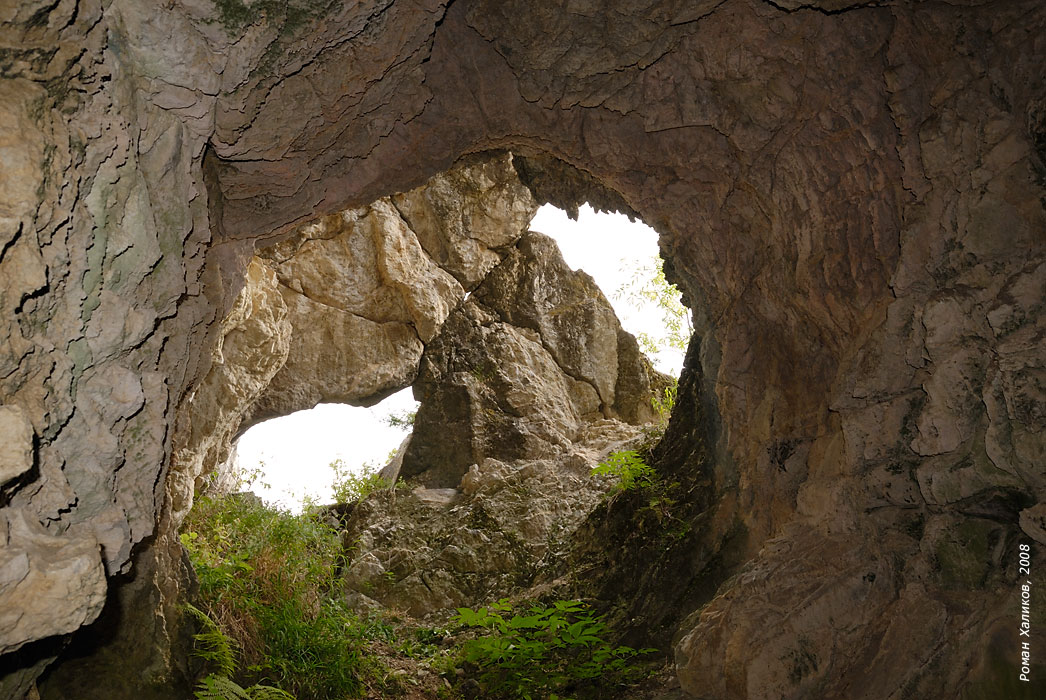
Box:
[452,599,654,700]
[650,380,677,427]
[590,450,658,492]
[615,257,692,359]
[187,604,239,679]
[330,459,394,505]
[239,461,271,492]
[383,409,416,431]
[181,494,383,698]
[590,449,690,540]
[636,378,678,451]
[186,604,295,700]
[194,675,295,700]
[398,626,452,660]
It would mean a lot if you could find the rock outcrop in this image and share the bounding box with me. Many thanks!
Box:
[340,420,648,618]
[1,0,1044,697]
[402,231,668,487]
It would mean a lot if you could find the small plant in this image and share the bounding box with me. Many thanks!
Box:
[239,461,271,492]
[330,459,393,504]
[589,448,693,545]
[194,676,296,700]
[383,409,416,431]
[452,599,654,699]
[590,450,658,492]
[650,380,677,427]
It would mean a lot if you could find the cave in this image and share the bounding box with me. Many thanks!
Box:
[1,1,1045,698]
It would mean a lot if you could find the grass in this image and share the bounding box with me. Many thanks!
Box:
[181,494,383,698]
[182,490,659,699]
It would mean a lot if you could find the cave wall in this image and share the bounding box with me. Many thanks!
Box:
[1,0,1045,697]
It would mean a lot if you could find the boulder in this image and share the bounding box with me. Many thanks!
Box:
[400,231,668,487]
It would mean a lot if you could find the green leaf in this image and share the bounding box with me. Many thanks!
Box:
[246,685,296,700]
[194,674,251,700]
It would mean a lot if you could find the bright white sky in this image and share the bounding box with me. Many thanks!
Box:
[238,203,684,509]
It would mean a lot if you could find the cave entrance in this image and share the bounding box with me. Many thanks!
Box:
[529,202,686,377]
[226,200,686,509]
[171,153,696,697]
[232,388,418,510]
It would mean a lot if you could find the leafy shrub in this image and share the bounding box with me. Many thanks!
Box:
[590,450,658,492]
[452,599,654,700]
[181,495,381,697]
[383,409,416,431]
[330,459,393,505]
[615,257,692,358]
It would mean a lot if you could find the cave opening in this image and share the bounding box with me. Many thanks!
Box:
[163,154,699,697]
[222,196,690,512]
[231,388,419,510]
[6,0,1043,696]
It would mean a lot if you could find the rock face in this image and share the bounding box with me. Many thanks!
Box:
[402,231,668,487]
[339,420,647,619]
[244,152,536,426]
[1,0,1045,697]
[168,257,291,525]
[0,509,106,656]
[0,406,33,487]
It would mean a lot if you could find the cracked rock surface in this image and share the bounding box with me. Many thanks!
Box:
[401,230,669,488]
[1,0,1045,697]
[339,420,648,619]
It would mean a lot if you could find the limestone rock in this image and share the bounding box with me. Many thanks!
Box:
[392,151,538,289]
[0,509,107,655]
[241,152,535,431]
[340,420,645,618]
[0,79,46,261]
[675,527,901,700]
[477,232,627,414]
[243,288,423,426]
[401,231,667,487]
[264,200,463,344]
[0,406,33,486]
[175,153,533,524]
[169,258,291,525]
[35,526,199,700]
[378,434,411,485]
[400,304,584,488]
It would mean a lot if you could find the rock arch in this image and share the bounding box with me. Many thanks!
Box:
[1,0,1044,697]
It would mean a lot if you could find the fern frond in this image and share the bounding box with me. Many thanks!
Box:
[246,685,296,700]
[194,674,251,700]
[186,603,239,677]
